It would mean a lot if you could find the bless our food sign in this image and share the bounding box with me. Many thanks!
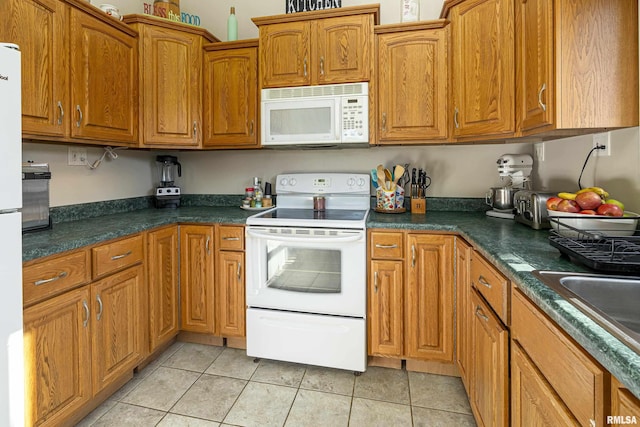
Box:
[287,0,342,13]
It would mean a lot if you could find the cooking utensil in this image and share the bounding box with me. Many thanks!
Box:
[485,187,518,211]
[393,165,404,189]
[376,164,386,189]
[370,169,379,189]
[384,168,393,190]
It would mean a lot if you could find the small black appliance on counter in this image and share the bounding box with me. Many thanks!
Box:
[155,155,181,208]
[22,162,52,232]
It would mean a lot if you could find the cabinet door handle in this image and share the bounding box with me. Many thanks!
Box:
[75,105,83,127]
[96,294,103,321]
[206,236,210,255]
[320,56,325,76]
[111,250,132,261]
[475,306,489,322]
[454,107,460,129]
[57,101,64,126]
[193,121,198,138]
[82,300,90,328]
[34,271,68,286]
[237,262,242,282]
[249,120,254,136]
[223,237,240,241]
[478,275,492,288]
[374,271,379,293]
[538,83,547,112]
[303,57,308,77]
[381,112,387,132]
[411,245,416,268]
[375,243,397,249]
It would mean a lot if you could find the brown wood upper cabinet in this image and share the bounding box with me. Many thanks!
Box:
[203,40,259,149]
[124,15,218,148]
[375,21,449,144]
[4,0,139,145]
[252,5,379,88]
[445,0,515,141]
[515,0,638,136]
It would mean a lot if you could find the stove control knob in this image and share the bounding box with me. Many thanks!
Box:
[289,178,297,187]
[280,178,288,187]
[347,177,356,187]
[357,178,366,187]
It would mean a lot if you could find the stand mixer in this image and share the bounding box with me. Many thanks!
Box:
[486,154,533,219]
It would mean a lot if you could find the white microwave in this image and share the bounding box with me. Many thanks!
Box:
[261,82,369,147]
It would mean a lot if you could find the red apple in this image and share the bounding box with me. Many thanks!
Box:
[596,203,624,217]
[556,199,581,213]
[575,191,603,210]
[578,210,597,215]
[546,197,562,211]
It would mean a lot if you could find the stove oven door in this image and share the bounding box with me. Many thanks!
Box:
[245,226,366,317]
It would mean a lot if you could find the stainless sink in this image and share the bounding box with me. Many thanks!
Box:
[532,270,640,355]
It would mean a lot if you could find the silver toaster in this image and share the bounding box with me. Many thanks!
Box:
[22,162,52,232]
[514,190,557,230]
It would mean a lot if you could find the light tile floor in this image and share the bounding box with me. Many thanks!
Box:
[76,342,476,427]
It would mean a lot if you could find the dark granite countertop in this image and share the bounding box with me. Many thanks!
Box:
[22,207,640,399]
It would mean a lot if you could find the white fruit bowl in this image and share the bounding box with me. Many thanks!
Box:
[547,209,640,237]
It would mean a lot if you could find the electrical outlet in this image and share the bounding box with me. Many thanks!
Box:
[68,147,87,166]
[593,132,611,157]
[534,142,545,162]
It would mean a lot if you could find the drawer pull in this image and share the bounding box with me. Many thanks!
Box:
[475,306,489,322]
[82,300,89,328]
[34,271,68,286]
[111,250,132,261]
[375,243,397,249]
[478,275,492,288]
[96,294,103,321]
[223,237,240,241]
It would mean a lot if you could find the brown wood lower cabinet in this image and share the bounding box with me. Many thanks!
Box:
[511,287,608,426]
[216,250,245,337]
[469,288,509,427]
[367,230,454,367]
[455,238,472,393]
[91,265,145,394]
[147,226,180,353]
[180,225,216,333]
[611,377,640,426]
[23,287,92,427]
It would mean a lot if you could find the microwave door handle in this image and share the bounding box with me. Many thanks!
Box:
[246,230,363,243]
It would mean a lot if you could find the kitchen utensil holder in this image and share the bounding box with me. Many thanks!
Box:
[411,197,426,214]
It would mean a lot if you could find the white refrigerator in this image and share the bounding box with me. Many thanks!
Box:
[0,43,25,427]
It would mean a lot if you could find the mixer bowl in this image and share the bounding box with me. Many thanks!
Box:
[486,187,517,210]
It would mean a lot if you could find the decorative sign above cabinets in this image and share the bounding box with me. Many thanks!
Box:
[286,0,342,14]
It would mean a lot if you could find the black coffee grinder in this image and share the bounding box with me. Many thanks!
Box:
[155,155,182,208]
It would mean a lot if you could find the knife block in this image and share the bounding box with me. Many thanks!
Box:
[411,197,426,214]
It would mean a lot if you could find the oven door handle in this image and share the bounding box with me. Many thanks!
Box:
[246,229,364,243]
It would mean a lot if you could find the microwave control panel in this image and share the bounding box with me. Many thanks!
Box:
[341,96,368,142]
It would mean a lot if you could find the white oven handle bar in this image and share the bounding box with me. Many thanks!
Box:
[246,229,364,243]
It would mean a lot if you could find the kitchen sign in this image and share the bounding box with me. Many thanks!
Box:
[287,0,341,14]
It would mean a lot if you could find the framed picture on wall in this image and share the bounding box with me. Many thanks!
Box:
[401,0,420,22]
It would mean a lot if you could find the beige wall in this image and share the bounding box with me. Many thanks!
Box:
[22,0,640,213]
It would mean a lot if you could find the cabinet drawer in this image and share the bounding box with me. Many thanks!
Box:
[512,288,607,427]
[370,231,403,259]
[217,225,244,251]
[470,251,510,325]
[92,234,144,279]
[23,249,91,307]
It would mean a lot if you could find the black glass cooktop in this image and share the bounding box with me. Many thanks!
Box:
[255,208,368,221]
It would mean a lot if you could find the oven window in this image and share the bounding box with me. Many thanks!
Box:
[266,244,341,293]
